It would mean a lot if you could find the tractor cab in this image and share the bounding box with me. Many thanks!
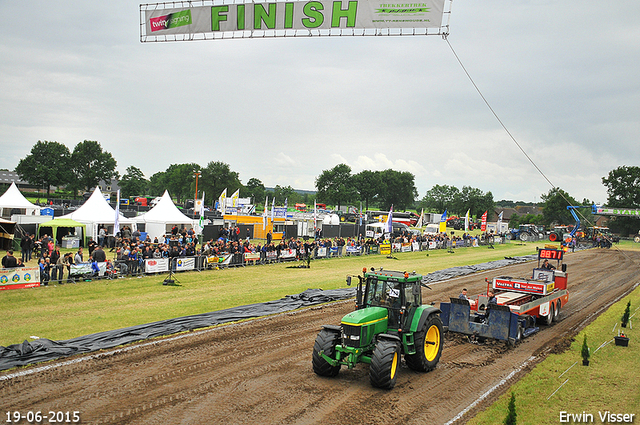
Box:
[349,268,424,332]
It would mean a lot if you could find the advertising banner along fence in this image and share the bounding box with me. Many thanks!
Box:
[140,0,451,42]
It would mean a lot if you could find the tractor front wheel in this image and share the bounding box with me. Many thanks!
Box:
[369,339,400,389]
[312,329,341,377]
[405,315,444,372]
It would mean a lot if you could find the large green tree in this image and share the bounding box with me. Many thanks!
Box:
[70,140,118,194]
[377,169,417,211]
[353,170,381,211]
[540,187,579,226]
[15,141,72,195]
[419,184,460,214]
[315,163,356,209]
[271,185,298,205]
[200,161,242,204]
[118,166,148,198]
[245,178,266,204]
[602,165,640,236]
[149,163,201,203]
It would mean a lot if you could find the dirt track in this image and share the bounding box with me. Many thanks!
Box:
[2,249,639,424]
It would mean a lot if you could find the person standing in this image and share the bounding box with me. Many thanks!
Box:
[98,226,106,247]
[2,250,18,268]
[50,246,62,282]
[20,234,33,263]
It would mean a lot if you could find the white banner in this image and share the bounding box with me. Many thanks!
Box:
[0,267,40,289]
[280,249,297,259]
[175,257,195,271]
[145,258,169,273]
[141,0,447,41]
[316,247,327,258]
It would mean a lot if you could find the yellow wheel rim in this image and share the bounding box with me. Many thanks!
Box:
[390,352,398,378]
[424,325,440,361]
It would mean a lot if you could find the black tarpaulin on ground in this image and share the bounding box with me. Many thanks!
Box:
[0,255,538,372]
[420,254,537,283]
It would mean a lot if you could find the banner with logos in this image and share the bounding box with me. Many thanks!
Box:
[141,0,448,41]
[145,258,169,273]
[175,257,195,271]
[0,267,41,290]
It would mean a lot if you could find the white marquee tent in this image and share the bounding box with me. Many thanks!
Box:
[60,187,133,241]
[132,190,196,241]
[0,182,41,217]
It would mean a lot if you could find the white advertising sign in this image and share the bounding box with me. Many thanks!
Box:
[145,258,169,273]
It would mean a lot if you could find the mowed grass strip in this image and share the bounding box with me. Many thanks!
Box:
[468,283,640,425]
[2,241,550,346]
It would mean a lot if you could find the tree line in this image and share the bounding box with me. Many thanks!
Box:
[13,141,640,234]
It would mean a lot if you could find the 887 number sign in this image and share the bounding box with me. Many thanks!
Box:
[538,248,563,261]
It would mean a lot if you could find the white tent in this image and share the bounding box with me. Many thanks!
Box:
[60,187,133,241]
[0,182,41,217]
[132,190,196,241]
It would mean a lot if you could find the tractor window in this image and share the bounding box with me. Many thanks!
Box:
[366,278,401,307]
[404,283,420,307]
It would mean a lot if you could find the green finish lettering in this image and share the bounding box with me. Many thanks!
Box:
[331,1,357,28]
[254,3,277,29]
[302,1,324,28]
[211,5,229,31]
[284,3,294,29]
[237,4,245,30]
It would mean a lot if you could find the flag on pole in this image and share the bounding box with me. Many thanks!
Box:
[284,198,288,212]
[385,205,393,234]
[263,196,268,230]
[416,208,424,228]
[481,210,488,232]
[270,196,275,222]
[218,189,227,215]
[197,191,206,233]
[114,190,120,237]
[497,210,503,233]
[230,189,240,207]
[464,209,470,232]
[439,209,447,233]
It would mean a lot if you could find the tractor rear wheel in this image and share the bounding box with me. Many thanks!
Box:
[405,315,444,372]
[369,340,400,389]
[312,329,341,377]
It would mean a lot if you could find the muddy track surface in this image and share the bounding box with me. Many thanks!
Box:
[2,249,639,424]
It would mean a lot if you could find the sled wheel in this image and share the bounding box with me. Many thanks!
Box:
[553,300,561,322]
[543,303,554,326]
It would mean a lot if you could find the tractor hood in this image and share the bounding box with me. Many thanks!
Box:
[342,307,388,327]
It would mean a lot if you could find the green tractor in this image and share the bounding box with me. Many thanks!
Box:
[312,268,444,389]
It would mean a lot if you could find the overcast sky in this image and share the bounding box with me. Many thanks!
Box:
[1,1,638,205]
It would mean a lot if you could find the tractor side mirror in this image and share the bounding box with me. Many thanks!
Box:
[562,263,567,272]
[346,276,351,286]
[412,284,421,296]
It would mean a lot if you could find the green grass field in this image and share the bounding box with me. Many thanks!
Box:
[468,274,640,425]
[2,240,550,346]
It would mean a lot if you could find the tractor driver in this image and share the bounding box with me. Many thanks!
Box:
[541,259,556,271]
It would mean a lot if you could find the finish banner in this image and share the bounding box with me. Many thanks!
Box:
[0,267,41,290]
[141,0,447,41]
